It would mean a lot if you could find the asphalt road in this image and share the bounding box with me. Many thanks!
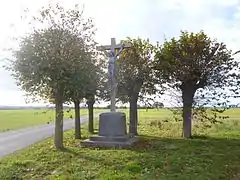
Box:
[0,115,92,159]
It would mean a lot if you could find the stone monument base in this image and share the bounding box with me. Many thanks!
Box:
[81,135,138,148]
[81,111,138,148]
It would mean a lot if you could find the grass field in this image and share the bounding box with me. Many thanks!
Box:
[0,108,240,179]
[0,108,104,132]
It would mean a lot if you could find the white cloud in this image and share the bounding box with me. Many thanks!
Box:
[0,0,240,106]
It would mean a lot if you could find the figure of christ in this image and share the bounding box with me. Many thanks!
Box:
[97,38,131,112]
[107,44,125,90]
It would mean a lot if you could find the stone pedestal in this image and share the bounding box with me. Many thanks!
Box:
[81,112,138,148]
[99,112,127,136]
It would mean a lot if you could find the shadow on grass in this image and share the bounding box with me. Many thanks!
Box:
[132,134,240,152]
[75,133,240,152]
[58,134,240,179]
[140,134,240,141]
[65,134,240,160]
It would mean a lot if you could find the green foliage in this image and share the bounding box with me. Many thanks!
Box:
[8,3,98,104]
[154,30,236,89]
[154,30,240,126]
[117,37,159,102]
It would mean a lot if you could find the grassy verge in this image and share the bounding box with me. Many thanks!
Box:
[0,109,240,179]
[0,109,104,132]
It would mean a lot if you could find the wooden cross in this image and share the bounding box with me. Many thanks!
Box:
[97,38,131,112]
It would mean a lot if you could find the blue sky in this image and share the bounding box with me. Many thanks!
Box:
[0,0,240,106]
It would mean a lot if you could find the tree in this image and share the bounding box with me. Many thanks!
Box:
[86,93,95,133]
[117,37,159,135]
[84,66,100,134]
[9,3,96,149]
[65,39,98,139]
[154,31,239,138]
[67,68,94,139]
[83,50,106,134]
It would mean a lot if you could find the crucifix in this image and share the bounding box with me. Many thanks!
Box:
[97,38,131,112]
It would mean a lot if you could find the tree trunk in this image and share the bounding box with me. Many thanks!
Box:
[182,88,195,138]
[87,100,94,133]
[129,95,138,135]
[74,100,81,139]
[54,95,64,150]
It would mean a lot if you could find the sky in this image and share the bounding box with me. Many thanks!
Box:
[0,0,240,107]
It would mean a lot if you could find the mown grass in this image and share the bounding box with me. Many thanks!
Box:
[0,108,103,132]
[0,108,240,179]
